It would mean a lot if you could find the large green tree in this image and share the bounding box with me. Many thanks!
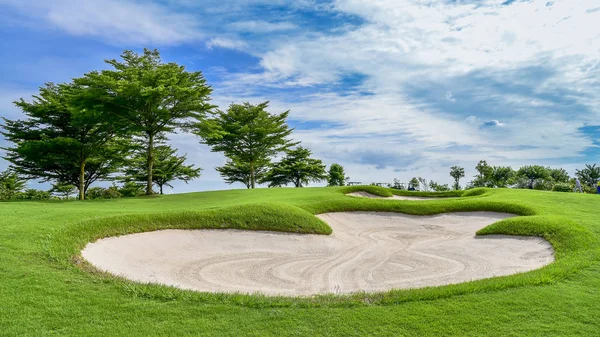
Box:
[198,102,298,188]
[0,170,27,200]
[327,163,348,186]
[124,143,201,195]
[517,165,550,188]
[74,49,212,195]
[1,83,122,200]
[261,147,326,188]
[449,166,465,190]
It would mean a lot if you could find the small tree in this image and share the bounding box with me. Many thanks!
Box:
[198,102,298,188]
[74,49,212,195]
[261,147,327,188]
[575,164,600,187]
[549,168,570,183]
[124,143,201,195]
[50,182,77,200]
[450,166,465,190]
[327,163,348,186]
[417,177,429,191]
[216,159,262,189]
[490,166,515,188]
[0,170,27,200]
[429,180,450,191]
[472,160,493,187]
[517,165,550,189]
[408,177,420,190]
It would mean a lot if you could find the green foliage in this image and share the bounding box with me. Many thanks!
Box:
[1,83,124,200]
[74,49,212,195]
[15,188,51,200]
[552,182,572,192]
[408,177,419,189]
[327,163,348,186]
[449,165,465,190]
[124,141,201,194]
[0,169,27,200]
[261,147,327,187]
[50,182,77,200]
[198,101,298,188]
[389,178,405,190]
[516,165,550,189]
[549,168,570,183]
[575,163,600,187]
[215,159,262,189]
[429,180,450,191]
[85,186,122,200]
[118,181,145,198]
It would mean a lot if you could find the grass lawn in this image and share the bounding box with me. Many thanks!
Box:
[1,187,599,336]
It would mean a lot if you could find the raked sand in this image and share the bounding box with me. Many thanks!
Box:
[81,212,554,296]
[347,191,458,200]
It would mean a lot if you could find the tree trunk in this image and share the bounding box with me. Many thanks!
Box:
[78,161,85,200]
[250,161,255,189]
[159,184,163,195]
[146,133,154,195]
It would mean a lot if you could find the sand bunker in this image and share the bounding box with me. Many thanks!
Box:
[347,191,458,200]
[82,212,553,296]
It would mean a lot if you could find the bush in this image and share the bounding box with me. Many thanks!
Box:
[552,182,572,192]
[86,186,122,200]
[16,189,51,200]
[102,186,122,199]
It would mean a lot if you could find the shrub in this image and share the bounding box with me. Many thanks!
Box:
[16,189,51,200]
[552,182,572,192]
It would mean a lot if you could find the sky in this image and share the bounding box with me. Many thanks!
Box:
[0,0,599,193]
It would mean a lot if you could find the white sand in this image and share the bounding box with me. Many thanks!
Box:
[81,212,553,296]
[347,191,458,200]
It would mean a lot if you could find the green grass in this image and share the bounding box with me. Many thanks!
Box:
[2,186,600,336]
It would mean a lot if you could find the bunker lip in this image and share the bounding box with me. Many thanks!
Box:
[81,212,554,296]
[346,191,459,200]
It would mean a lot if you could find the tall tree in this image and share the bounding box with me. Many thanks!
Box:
[449,166,465,190]
[124,143,201,195]
[472,160,493,187]
[198,102,298,188]
[490,166,515,188]
[517,165,550,189]
[0,170,27,200]
[261,147,327,188]
[1,83,122,200]
[549,167,570,183]
[575,164,600,187]
[74,49,212,195]
[327,163,348,186]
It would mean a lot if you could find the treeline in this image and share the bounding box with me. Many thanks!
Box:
[387,161,600,193]
[0,49,351,201]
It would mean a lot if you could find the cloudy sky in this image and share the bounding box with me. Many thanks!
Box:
[1,0,599,193]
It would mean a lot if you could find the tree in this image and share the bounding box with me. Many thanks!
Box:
[417,177,429,191]
[198,102,298,188]
[215,159,264,189]
[576,164,600,187]
[490,166,515,188]
[0,170,27,200]
[549,168,570,183]
[429,180,450,192]
[74,49,212,195]
[472,160,493,187]
[408,177,420,190]
[1,83,123,200]
[261,147,327,188]
[49,182,77,200]
[517,165,550,189]
[124,143,201,195]
[327,163,348,186]
[449,166,465,190]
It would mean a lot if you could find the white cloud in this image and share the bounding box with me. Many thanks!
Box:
[229,20,297,33]
[0,0,202,45]
[206,37,248,50]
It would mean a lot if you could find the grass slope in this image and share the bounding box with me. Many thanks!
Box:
[1,186,600,336]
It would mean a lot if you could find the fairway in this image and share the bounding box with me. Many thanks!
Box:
[1,186,600,336]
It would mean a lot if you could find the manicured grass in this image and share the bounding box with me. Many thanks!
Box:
[1,187,600,336]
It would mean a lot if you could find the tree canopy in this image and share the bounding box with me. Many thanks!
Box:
[327,163,348,186]
[198,101,298,188]
[261,147,327,188]
[576,164,600,187]
[73,49,212,195]
[449,166,465,190]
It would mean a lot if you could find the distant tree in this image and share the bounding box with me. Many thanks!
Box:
[198,102,298,188]
[215,160,262,189]
[549,168,570,183]
[389,178,405,190]
[1,83,124,200]
[517,165,550,189]
[472,160,493,187]
[429,180,450,192]
[408,177,420,190]
[0,170,27,200]
[575,164,600,187]
[449,166,465,190]
[49,182,77,200]
[124,143,201,195]
[417,177,429,191]
[490,166,515,188]
[261,147,327,188]
[74,49,212,195]
[327,163,348,186]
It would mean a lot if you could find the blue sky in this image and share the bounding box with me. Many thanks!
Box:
[1,0,599,192]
